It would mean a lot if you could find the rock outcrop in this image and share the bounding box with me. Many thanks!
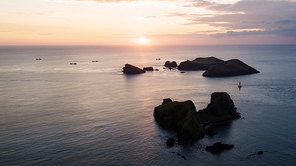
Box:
[153,92,240,143]
[202,59,259,77]
[164,61,178,68]
[154,100,203,142]
[166,137,176,147]
[206,142,234,154]
[143,67,154,71]
[197,92,240,124]
[177,57,224,70]
[123,64,146,74]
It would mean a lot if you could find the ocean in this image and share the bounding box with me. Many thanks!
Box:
[0,45,296,165]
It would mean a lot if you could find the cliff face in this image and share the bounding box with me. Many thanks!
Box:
[153,92,240,142]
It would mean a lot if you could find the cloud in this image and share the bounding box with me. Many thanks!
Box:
[166,12,190,17]
[50,0,296,38]
[50,0,177,3]
[180,0,296,37]
[144,15,158,19]
[275,19,296,25]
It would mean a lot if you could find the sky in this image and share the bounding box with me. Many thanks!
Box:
[1,0,296,45]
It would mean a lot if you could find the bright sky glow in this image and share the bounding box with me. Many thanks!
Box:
[1,0,296,45]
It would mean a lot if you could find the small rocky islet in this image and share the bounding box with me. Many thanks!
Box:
[122,64,146,74]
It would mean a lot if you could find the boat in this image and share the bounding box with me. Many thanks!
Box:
[238,81,242,88]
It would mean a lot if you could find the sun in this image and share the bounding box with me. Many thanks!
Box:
[138,36,149,45]
[140,37,146,43]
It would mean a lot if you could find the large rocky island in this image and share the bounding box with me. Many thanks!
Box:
[153,92,240,143]
[177,57,224,70]
[177,57,259,77]
[202,59,260,77]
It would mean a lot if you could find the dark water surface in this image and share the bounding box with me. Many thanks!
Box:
[1,45,296,165]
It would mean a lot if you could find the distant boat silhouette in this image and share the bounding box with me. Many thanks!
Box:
[238,81,242,88]
[36,58,42,60]
[70,63,77,65]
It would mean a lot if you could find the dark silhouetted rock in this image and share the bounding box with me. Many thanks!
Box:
[166,137,176,147]
[154,92,240,143]
[164,61,178,68]
[177,57,224,70]
[123,64,146,74]
[205,129,216,137]
[197,92,240,124]
[206,142,234,154]
[202,59,259,77]
[164,61,171,67]
[162,98,172,105]
[171,61,178,68]
[143,67,154,71]
[154,100,203,142]
[257,151,263,155]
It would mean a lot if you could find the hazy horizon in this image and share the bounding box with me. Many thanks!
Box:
[1,0,296,46]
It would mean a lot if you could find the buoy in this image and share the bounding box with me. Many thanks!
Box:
[238,81,242,88]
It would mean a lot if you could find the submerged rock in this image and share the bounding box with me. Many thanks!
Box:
[123,64,146,74]
[202,59,259,77]
[206,142,234,154]
[177,57,224,70]
[153,92,240,143]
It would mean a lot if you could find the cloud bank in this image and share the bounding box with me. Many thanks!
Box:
[167,0,296,38]
[49,0,296,44]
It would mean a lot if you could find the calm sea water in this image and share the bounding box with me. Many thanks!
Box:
[0,45,296,166]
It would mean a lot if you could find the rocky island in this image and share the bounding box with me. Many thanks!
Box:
[202,59,260,77]
[177,57,259,77]
[153,92,240,143]
[177,57,224,70]
[164,61,178,68]
[122,64,146,74]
